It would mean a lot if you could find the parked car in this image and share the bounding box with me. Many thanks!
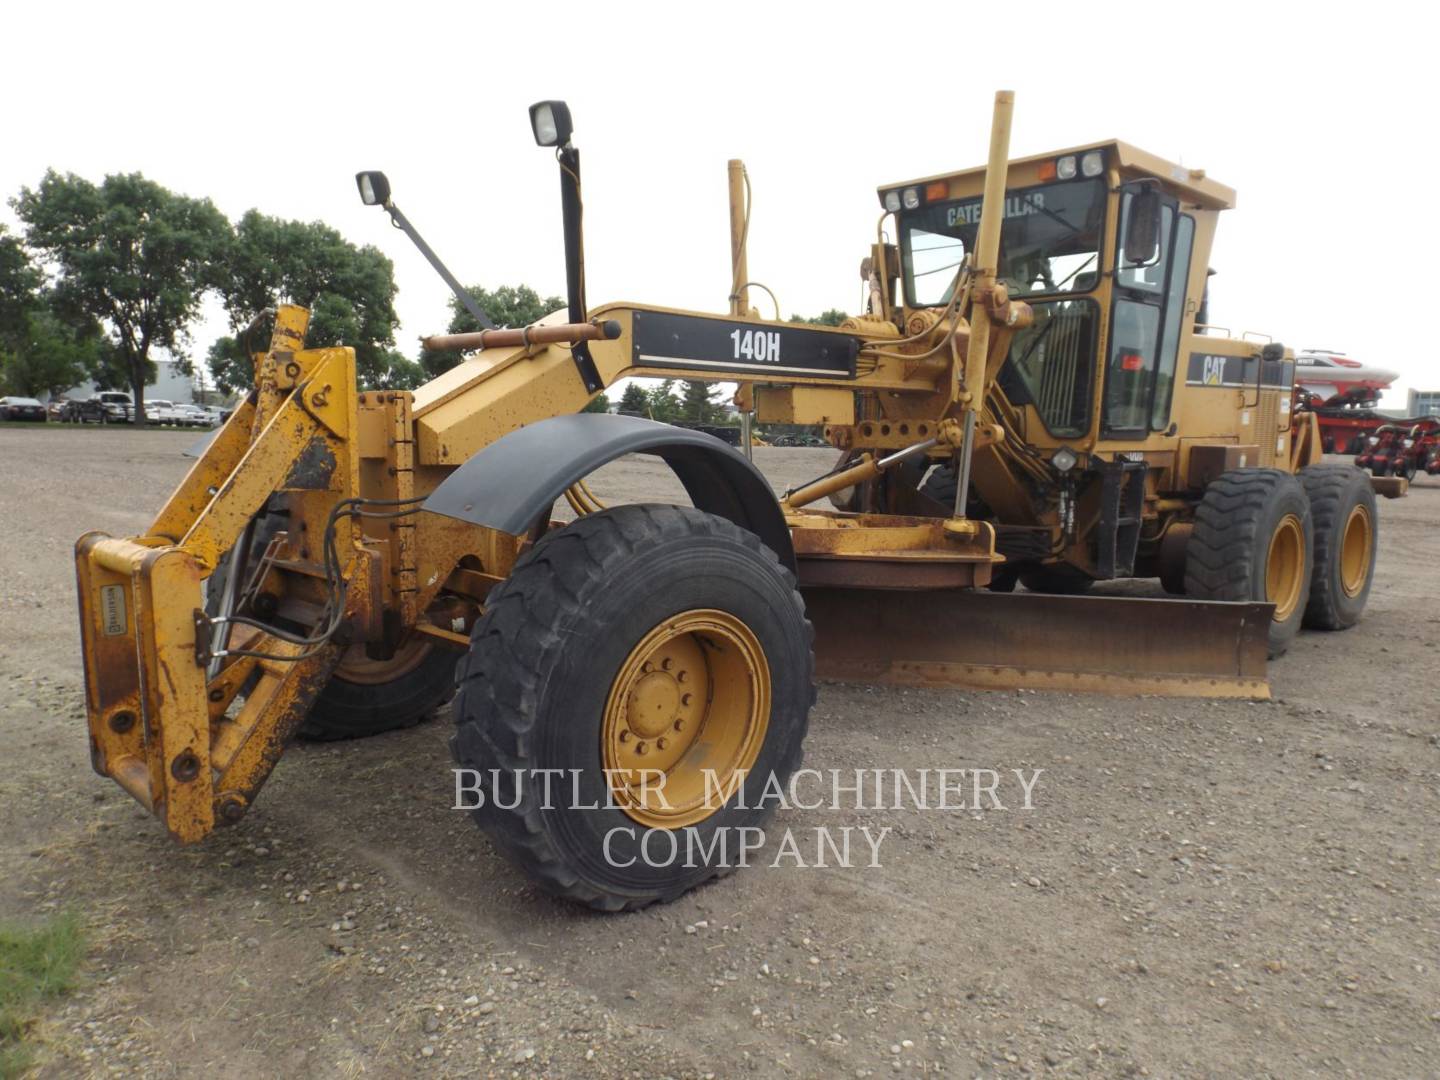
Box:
[0,396,48,421]
[145,400,179,425]
[171,404,219,428]
[68,391,135,423]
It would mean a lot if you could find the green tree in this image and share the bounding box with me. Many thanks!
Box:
[0,309,100,398]
[789,309,847,327]
[681,379,723,423]
[0,225,43,348]
[647,379,682,422]
[581,392,610,414]
[618,382,650,415]
[207,211,402,394]
[13,171,229,423]
[421,283,564,379]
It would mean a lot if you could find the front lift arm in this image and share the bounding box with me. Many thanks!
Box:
[74,307,381,839]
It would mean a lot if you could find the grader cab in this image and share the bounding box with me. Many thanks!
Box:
[73,93,1384,909]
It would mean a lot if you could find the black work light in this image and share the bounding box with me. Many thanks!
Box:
[354,171,391,207]
[529,101,573,148]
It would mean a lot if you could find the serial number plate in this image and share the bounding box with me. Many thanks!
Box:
[100,584,128,636]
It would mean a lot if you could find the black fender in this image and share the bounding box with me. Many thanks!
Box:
[423,413,795,570]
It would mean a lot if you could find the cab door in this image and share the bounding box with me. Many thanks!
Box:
[1101,184,1195,437]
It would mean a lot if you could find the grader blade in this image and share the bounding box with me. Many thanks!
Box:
[803,589,1273,699]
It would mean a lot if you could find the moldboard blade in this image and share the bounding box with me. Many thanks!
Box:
[802,588,1272,699]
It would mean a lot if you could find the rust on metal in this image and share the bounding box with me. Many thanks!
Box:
[803,587,1272,699]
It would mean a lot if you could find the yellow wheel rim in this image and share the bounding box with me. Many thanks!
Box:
[1339,504,1373,598]
[602,609,770,829]
[1266,513,1306,623]
[333,637,431,684]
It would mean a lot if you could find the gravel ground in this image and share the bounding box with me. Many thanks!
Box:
[1,424,1438,1078]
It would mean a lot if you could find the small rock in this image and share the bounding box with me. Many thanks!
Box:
[420,1045,434,1058]
[462,995,479,1007]
[1095,997,1108,1009]
[1027,877,1042,888]
[478,1002,495,1015]
[512,1047,536,1064]
[422,1013,440,1034]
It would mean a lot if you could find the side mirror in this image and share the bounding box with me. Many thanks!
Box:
[355,171,391,207]
[1123,188,1162,265]
[528,100,573,147]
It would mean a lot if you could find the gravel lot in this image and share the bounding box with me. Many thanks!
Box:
[1,424,1438,1078]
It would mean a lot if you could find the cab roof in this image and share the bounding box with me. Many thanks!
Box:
[881,140,1237,211]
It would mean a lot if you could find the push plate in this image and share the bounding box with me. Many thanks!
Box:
[632,310,858,380]
[100,584,128,636]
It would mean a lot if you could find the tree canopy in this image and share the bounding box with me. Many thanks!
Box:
[12,170,230,421]
[0,225,42,347]
[207,211,414,393]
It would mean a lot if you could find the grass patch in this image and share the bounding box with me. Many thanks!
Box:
[0,912,84,1078]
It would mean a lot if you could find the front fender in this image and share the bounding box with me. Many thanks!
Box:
[423,413,794,570]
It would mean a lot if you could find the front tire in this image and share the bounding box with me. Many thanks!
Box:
[1185,469,1313,658]
[1299,464,1377,630]
[451,504,814,911]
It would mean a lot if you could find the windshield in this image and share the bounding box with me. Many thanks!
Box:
[900,178,1107,307]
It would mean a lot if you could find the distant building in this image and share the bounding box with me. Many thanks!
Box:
[62,358,195,404]
[1407,390,1440,417]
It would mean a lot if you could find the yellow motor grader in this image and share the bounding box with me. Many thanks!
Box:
[74,92,1388,909]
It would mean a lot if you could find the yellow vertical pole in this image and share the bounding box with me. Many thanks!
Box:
[961,91,1015,404]
[727,160,749,317]
[728,160,755,459]
[947,91,1015,535]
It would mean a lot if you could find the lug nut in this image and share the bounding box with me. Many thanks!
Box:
[673,719,685,732]
[642,661,653,673]
[681,693,693,707]
[656,737,668,750]
[661,657,672,670]
[677,671,688,683]
[636,742,648,755]
[619,731,631,743]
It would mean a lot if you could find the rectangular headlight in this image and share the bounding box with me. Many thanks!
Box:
[1080,150,1104,177]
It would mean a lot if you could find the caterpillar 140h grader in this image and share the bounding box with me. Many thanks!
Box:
[74,92,1390,909]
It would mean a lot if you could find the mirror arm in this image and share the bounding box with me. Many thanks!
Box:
[383,201,495,331]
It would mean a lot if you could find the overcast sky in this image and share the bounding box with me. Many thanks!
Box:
[4,1,1435,404]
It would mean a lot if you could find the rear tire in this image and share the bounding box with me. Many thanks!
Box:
[1184,468,1313,658]
[1298,464,1377,631]
[451,504,814,911]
